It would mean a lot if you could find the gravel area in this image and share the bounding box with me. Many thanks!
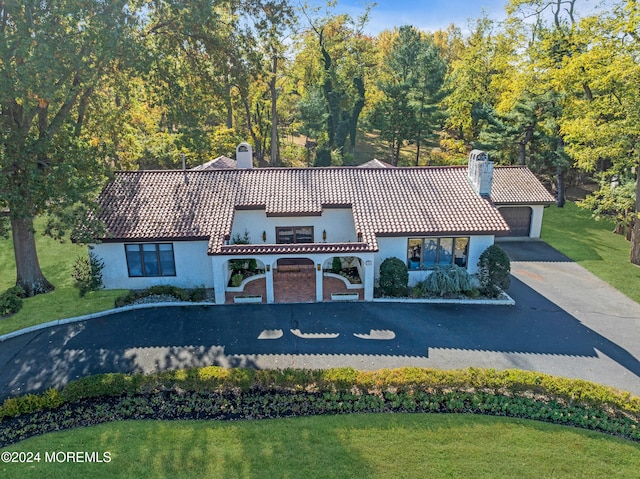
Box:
[130,294,183,305]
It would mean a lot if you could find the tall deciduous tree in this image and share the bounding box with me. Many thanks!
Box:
[559,1,640,263]
[0,0,139,295]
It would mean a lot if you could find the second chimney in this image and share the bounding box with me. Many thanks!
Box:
[467,149,494,197]
[236,142,253,169]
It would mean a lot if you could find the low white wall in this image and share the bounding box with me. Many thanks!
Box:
[230,208,357,244]
[91,241,214,290]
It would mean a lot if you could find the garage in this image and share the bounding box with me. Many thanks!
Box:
[499,207,532,237]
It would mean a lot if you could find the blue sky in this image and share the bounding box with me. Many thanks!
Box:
[320,0,611,34]
[324,0,509,34]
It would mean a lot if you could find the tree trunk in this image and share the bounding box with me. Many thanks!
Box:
[11,217,54,296]
[630,169,640,265]
[270,54,278,166]
[556,166,566,208]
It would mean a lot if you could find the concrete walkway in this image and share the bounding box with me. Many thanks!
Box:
[1,241,639,400]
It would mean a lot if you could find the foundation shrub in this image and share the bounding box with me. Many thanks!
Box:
[71,251,104,296]
[477,244,511,297]
[114,285,193,307]
[231,273,243,287]
[332,257,342,273]
[420,265,473,297]
[379,257,408,297]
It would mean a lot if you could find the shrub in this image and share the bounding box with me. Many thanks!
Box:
[231,273,244,287]
[421,265,473,297]
[146,285,190,301]
[332,256,342,273]
[189,286,207,302]
[477,245,511,297]
[72,251,104,297]
[1,367,639,447]
[114,285,191,307]
[0,287,23,317]
[379,257,408,297]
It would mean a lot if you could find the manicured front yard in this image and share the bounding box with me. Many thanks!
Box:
[0,202,638,336]
[2,414,639,478]
[0,219,124,336]
[541,202,640,304]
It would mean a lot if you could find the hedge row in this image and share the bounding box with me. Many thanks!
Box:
[0,367,638,447]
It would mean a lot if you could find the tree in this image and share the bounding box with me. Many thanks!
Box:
[558,1,640,263]
[299,9,374,162]
[366,26,446,165]
[0,0,139,295]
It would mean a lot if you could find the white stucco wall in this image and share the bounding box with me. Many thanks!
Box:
[374,235,495,286]
[530,205,546,238]
[230,208,357,244]
[91,241,214,290]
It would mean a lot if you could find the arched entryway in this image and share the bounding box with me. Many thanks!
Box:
[273,257,316,303]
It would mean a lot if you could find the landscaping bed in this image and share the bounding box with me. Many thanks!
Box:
[1,367,638,447]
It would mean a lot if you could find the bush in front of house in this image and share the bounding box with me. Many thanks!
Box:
[0,286,25,317]
[71,251,104,296]
[332,256,342,273]
[420,265,473,297]
[379,257,408,297]
[114,285,202,307]
[477,244,511,298]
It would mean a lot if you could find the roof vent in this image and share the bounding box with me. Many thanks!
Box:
[467,149,494,197]
[236,142,253,169]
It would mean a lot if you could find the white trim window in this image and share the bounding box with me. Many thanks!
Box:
[125,243,176,277]
[407,237,469,270]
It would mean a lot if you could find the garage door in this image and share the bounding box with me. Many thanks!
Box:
[499,207,532,237]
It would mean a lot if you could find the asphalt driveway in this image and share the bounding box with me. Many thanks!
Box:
[1,241,640,400]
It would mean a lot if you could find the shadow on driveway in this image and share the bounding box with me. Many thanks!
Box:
[2,270,640,400]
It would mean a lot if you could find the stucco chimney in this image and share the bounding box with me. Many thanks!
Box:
[467,149,494,197]
[236,142,253,169]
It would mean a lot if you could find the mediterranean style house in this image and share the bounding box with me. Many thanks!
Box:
[91,144,554,303]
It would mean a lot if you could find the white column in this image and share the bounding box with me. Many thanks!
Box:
[316,263,323,302]
[212,257,227,304]
[266,261,275,304]
[364,257,374,301]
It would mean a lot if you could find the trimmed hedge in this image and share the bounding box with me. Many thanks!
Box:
[0,367,638,447]
[379,257,409,297]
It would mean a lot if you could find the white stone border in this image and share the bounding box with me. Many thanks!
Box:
[373,292,515,306]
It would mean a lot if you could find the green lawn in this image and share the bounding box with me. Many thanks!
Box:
[1,414,639,478]
[0,219,124,336]
[541,202,640,304]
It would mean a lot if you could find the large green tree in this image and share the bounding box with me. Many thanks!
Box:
[371,26,445,165]
[0,0,139,295]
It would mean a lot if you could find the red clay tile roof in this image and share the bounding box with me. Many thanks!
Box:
[491,166,556,204]
[96,166,551,255]
[191,156,236,170]
[221,242,371,255]
[357,159,396,168]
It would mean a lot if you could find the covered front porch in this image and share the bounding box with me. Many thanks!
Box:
[213,252,374,304]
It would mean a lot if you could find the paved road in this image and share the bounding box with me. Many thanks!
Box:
[1,241,639,400]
